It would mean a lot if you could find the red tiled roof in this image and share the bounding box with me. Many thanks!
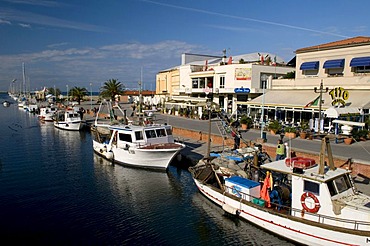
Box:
[122,90,155,96]
[296,36,370,53]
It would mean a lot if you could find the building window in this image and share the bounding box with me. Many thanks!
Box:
[199,78,205,88]
[192,78,198,89]
[353,66,370,73]
[326,67,344,77]
[220,76,225,88]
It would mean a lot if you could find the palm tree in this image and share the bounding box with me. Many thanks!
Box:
[69,86,88,105]
[100,79,125,101]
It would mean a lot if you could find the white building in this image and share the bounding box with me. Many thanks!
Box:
[157,51,294,118]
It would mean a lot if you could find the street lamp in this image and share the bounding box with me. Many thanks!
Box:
[206,100,212,158]
[314,79,328,134]
[260,74,268,139]
[66,85,69,106]
[90,83,93,111]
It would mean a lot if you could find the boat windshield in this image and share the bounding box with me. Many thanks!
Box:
[327,173,353,196]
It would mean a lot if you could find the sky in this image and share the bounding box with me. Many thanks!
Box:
[0,0,369,92]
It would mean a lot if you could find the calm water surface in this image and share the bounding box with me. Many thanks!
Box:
[0,94,292,245]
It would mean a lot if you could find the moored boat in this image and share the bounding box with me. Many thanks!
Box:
[53,109,84,131]
[92,123,185,170]
[38,106,57,122]
[189,136,370,245]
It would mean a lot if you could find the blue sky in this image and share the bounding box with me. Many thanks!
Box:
[0,0,369,92]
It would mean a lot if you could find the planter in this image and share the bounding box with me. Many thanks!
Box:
[270,130,277,135]
[344,137,353,145]
[299,132,307,139]
[241,124,248,130]
[285,132,296,139]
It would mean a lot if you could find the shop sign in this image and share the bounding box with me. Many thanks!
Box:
[234,88,250,93]
[329,87,349,106]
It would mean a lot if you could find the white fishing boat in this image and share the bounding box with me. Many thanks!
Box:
[38,106,57,122]
[53,109,84,131]
[189,136,370,246]
[92,123,185,170]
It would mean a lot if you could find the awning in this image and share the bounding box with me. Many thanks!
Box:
[350,56,370,67]
[300,61,319,70]
[324,107,361,118]
[323,59,344,69]
[243,90,370,111]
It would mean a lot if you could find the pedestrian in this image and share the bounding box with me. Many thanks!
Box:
[275,139,285,160]
[233,131,241,150]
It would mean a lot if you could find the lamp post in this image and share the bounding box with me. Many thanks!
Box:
[314,79,328,134]
[206,100,212,158]
[260,74,267,139]
[90,83,92,111]
[66,84,69,106]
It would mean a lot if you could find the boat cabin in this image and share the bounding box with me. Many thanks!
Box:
[261,157,370,230]
[108,124,176,148]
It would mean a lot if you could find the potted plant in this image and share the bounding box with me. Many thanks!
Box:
[284,126,297,139]
[299,121,309,139]
[240,115,252,130]
[344,137,353,145]
[268,120,282,135]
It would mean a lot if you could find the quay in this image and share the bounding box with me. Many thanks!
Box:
[81,102,370,194]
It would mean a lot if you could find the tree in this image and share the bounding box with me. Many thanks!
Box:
[47,87,61,97]
[100,79,125,101]
[69,86,88,105]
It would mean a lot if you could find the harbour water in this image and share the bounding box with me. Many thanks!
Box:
[0,94,292,245]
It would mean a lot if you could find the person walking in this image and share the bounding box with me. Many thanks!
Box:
[275,139,285,160]
[233,130,241,150]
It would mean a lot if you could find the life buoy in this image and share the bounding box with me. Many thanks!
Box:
[301,192,320,213]
[285,157,316,169]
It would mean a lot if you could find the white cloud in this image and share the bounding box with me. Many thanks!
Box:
[0,40,202,90]
[18,23,31,28]
[0,19,11,25]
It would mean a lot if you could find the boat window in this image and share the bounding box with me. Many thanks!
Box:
[334,174,352,194]
[155,128,166,137]
[165,128,173,136]
[303,180,320,195]
[118,133,132,143]
[327,180,337,196]
[145,130,157,139]
[135,131,143,141]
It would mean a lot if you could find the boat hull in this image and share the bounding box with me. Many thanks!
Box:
[54,121,83,131]
[193,178,370,246]
[93,140,184,170]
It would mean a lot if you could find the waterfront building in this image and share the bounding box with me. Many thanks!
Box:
[156,51,293,117]
[246,36,370,131]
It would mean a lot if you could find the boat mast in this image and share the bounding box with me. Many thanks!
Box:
[22,62,26,96]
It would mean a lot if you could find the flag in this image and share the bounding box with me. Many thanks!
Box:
[227,56,232,65]
[304,95,320,108]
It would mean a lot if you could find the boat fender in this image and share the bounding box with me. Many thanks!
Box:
[301,192,320,213]
[222,203,239,216]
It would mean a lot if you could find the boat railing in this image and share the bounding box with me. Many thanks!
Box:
[224,184,370,231]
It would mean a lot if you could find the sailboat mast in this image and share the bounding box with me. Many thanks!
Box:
[22,62,26,96]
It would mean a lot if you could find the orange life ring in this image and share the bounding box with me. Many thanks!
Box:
[301,192,320,213]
